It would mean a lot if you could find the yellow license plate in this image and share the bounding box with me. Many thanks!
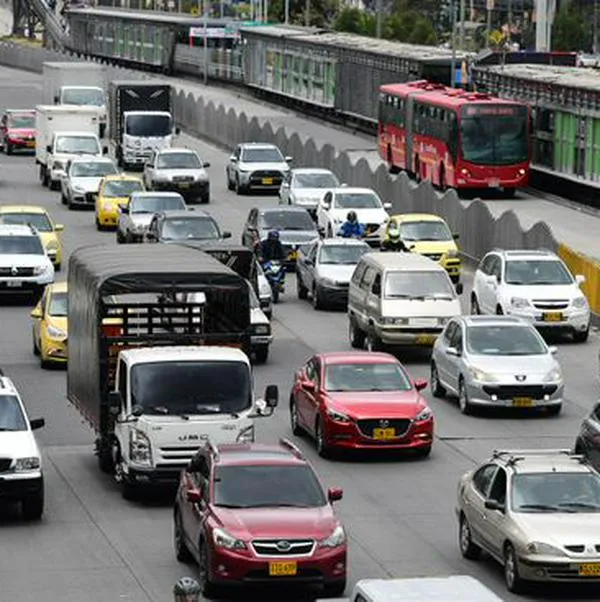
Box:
[269,561,297,576]
[579,563,600,576]
[513,397,534,407]
[416,334,437,345]
[373,427,396,440]
[263,178,273,185]
[543,312,563,322]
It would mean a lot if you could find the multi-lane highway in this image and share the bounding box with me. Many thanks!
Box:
[1,64,600,602]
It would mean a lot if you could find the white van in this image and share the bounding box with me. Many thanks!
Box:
[348,252,463,351]
[318,575,504,602]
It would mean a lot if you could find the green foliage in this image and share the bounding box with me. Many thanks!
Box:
[268,0,337,26]
[552,6,592,51]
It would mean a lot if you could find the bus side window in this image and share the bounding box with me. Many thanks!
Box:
[448,112,459,162]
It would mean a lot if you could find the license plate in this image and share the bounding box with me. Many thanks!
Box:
[488,179,500,187]
[579,563,600,576]
[263,178,273,185]
[416,334,437,345]
[543,312,563,322]
[411,318,438,327]
[26,141,35,147]
[269,561,297,576]
[179,183,190,189]
[6,280,22,288]
[373,427,396,440]
[513,397,534,407]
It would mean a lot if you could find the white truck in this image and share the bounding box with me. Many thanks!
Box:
[35,105,106,190]
[42,62,107,137]
[67,244,279,500]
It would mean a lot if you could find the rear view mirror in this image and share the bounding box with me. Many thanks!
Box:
[265,384,279,407]
[455,282,464,295]
[453,233,460,240]
[413,379,427,391]
[175,127,181,135]
[303,381,316,392]
[285,156,292,162]
[46,145,52,153]
[485,499,504,512]
[230,156,237,163]
[576,274,586,285]
[107,391,122,414]
[30,306,42,319]
[383,202,392,210]
[222,231,232,239]
[446,347,459,357]
[120,205,129,214]
[55,224,64,232]
[202,161,211,168]
[549,346,558,355]
[328,487,343,502]
[29,418,45,430]
[186,488,203,503]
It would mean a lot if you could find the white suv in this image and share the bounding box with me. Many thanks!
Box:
[471,249,590,342]
[0,224,55,301]
[0,373,45,519]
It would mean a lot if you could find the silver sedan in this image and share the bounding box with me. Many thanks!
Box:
[430,315,563,415]
[279,168,340,215]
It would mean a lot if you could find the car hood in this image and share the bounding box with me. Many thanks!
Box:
[467,354,557,378]
[292,188,327,202]
[405,240,458,254]
[0,253,49,267]
[316,264,357,283]
[99,196,129,207]
[213,506,337,540]
[70,176,104,192]
[326,390,427,419]
[239,161,289,172]
[259,229,319,245]
[155,168,206,179]
[504,283,580,300]
[329,208,388,224]
[0,431,39,459]
[381,298,460,318]
[130,214,154,228]
[513,513,600,547]
[7,128,35,137]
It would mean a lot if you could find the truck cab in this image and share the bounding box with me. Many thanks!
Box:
[122,110,175,167]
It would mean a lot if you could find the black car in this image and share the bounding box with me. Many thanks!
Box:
[575,402,600,470]
[145,210,231,244]
[241,206,319,269]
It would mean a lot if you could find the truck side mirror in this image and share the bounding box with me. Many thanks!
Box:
[53,95,59,104]
[222,231,232,239]
[175,127,181,135]
[46,145,52,153]
[264,384,279,407]
[456,282,464,295]
[102,146,108,155]
[108,391,122,414]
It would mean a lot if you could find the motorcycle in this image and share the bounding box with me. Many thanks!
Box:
[262,260,285,303]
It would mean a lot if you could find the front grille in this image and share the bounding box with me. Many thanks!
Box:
[172,175,194,183]
[0,458,12,473]
[0,267,34,277]
[565,545,585,553]
[84,192,97,204]
[424,253,442,261]
[357,418,412,438]
[533,299,570,310]
[252,539,315,557]
[481,385,558,399]
[250,170,283,186]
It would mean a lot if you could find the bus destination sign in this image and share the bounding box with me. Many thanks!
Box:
[463,105,524,116]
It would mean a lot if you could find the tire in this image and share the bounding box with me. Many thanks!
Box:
[573,327,590,343]
[312,285,324,310]
[200,193,209,204]
[6,141,13,155]
[60,191,67,205]
[470,294,480,315]
[234,175,243,195]
[21,491,44,520]
[297,274,308,299]
[315,417,330,458]
[174,508,193,563]
[414,445,432,459]
[97,439,114,474]
[290,396,303,436]
[575,438,585,454]
[430,362,446,398]
[33,331,40,356]
[458,378,472,415]
[96,218,104,231]
[121,477,139,501]
[547,404,562,416]
[50,179,59,191]
[254,345,269,363]
[348,318,366,349]
[503,188,516,198]
[459,515,481,560]
[496,305,504,315]
[272,288,279,304]
[54,263,61,272]
[504,542,526,594]
[366,330,384,352]
[439,166,446,191]
[323,580,347,597]
[198,538,219,598]
[40,354,52,370]
[226,170,234,191]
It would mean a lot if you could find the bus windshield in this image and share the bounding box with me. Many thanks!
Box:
[460,106,529,166]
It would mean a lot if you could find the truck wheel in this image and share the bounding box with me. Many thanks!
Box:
[22,491,44,520]
[121,478,139,501]
[50,179,59,191]
[200,192,209,204]
[254,345,269,363]
[97,438,114,474]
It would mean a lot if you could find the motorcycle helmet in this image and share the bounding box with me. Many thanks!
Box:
[347,211,357,223]
[388,220,401,243]
[268,230,280,240]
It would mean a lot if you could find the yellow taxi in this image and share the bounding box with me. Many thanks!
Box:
[383,213,461,282]
[95,174,144,230]
[31,281,68,368]
[0,205,64,270]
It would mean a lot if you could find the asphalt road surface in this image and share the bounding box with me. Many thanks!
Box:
[1,65,600,602]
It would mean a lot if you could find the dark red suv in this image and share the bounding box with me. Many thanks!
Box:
[173,439,347,598]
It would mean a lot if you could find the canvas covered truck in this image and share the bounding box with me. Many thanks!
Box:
[67,244,279,499]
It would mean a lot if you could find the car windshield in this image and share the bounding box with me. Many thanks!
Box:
[0,395,27,431]
[0,213,52,232]
[214,465,327,508]
[505,260,573,285]
[293,172,339,188]
[71,162,117,177]
[131,196,185,214]
[130,361,251,415]
[49,292,67,317]
[384,271,455,299]
[125,114,171,137]
[156,152,201,169]
[241,147,283,163]
[61,88,104,106]
[325,362,412,392]
[467,325,547,356]
[0,235,44,254]
[160,217,220,241]
[55,135,100,154]
[400,220,452,242]
[512,472,600,513]
[259,210,314,231]
[7,113,34,128]
[460,106,529,166]
[319,244,369,265]
[103,180,143,198]
[334,192,382,209]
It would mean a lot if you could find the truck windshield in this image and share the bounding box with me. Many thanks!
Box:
[130,361,252,415]
[55,135,100,154]
[125,114,171,137]
[61,88,105,106]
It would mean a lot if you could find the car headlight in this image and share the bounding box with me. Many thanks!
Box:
[47,325,67,339]
[213,527,246,550]
[236,425,255,443]
[415,407,433,421]
[544,368,562,382]
[46,241,59,251]
[446,249,458,258]
[526,542,567,556]
[469,367,498,382]
[129,429,152,466]
[253,324,270,335]
[14,457,41,472]
[320,525,346,548]
[326,408,351,423]
[73,186,86,193]
[320,277,337,287]
[573,296,589,309]
[511,297,530,309]
[33,265,47,275]
[382,317,409,325]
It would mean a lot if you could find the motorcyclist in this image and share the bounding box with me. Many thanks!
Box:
[259,230,286,263]
[338,211,365,238]
[381,219,411,252]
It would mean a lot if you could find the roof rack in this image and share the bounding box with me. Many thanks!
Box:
[279,438,304,458]
[493,448,576,466]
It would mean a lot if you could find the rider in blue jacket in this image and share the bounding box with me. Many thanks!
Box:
[338,211,365,238]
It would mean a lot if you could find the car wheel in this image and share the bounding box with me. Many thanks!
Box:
[60,191,67,205]
[546,404,562,416]
[198,538,218,598]
[459,514,481,560]
[458,378,472,415]
[174,508,193,563]
[430,362,446,398]
[496,305,504,315]
[254,345,269,363]
[234,175,243,195]
[414,445,432,459]
[21,491,44,520]
[32,331,40,356]
[348,319,365,349]
[470,294,480,315]
[50,179,59,191]
[40,352,52,370]
[96,217,104,231]
[290,396,303,436]
[366,330,383,352]
[573,326,590,343]
[312,285,324,310]
[315,417,330,458]
[121,476,139,501]
[504,542,526,594]
[297,274,308,300]
[5,141,13,155]
[226,169,234,191]
[54,263,61,272]
[323,580,346,597]
[327,224,333,238]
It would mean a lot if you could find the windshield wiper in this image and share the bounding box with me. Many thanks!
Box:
[558,502,600,510]
[516,503,565,512]
[243,503,312,508]
[215,503,247,508]
[0,427,17,431]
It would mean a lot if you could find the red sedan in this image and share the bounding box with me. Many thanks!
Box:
[0,110,36,155]
[290,351,434,458]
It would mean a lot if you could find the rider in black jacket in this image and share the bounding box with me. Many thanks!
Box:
[381,219,411,252]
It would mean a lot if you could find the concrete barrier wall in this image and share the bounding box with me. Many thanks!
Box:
[1,41,597,319]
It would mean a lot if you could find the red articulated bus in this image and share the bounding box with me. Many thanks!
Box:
[378,80,531,196]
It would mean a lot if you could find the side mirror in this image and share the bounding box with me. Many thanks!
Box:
[222,231,232,239]
[455,282,464,295]
[576,274,586,285]
[102,146,108,155]
[328,487,343,502]
[549,345,558,355]
[53,95,59,103]
[485,499,505,512]
[230,156,238,163]
[446,346,459,357]
[322,202,330,210]
[414,379,428,391]
[29,417,45,430]
[265,384,279,407]
[303,381,316,392]
[340,182,348,187]
[131,404,144,417]
[281,181,290,188]
[107,391,122,414]
[30,306,43,319]
[186,488,203,503]
[55,224,64,232]
[46,145,52,153]
[453,233,460,240]
[383,202,392,210]
[285,156,292,162]
[202,161,211,168]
